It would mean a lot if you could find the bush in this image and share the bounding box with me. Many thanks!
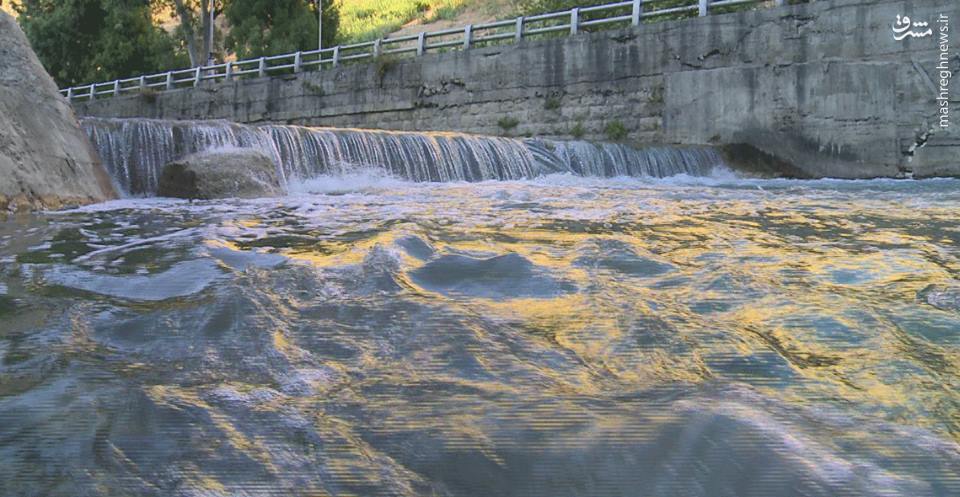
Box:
[426,4,464,22]
[139,87,160,103]
[570,121,586,139]
[375,54,400,86]
[604,120,628,141]
[544,96,562,110]
[497,116,520,131]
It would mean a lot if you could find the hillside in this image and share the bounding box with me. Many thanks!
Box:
[338,0,520,43]
[4,1,522,46]
[1,0,18,16]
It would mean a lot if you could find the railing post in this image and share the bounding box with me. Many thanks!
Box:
[62,0,803,100]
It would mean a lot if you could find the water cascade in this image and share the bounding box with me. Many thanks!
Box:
[81,117,726,195]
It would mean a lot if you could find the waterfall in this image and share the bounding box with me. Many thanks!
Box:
[81,118,726,196]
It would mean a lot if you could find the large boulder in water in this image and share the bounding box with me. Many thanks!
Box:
[0,11,116,211]
[158,149,285,199]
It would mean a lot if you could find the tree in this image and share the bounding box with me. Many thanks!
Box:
[153,0,218,67]
[15,0,186,88]
[224,0,339,60]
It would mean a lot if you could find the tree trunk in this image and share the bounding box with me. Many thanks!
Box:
[200,0,212,64]
[171,0,214,67]
[172,0,200,66]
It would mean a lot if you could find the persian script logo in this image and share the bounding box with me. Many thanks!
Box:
[893,14,933,40]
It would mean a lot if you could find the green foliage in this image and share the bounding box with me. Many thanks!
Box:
[570,121,585,139]
[15,0,185,88]
[302,80,325,96]
[516,0,604,15]
[425,3,463,22]
[337,0,464,44]
[544,96,562,111]
[517,0,702,25]
[224,0,339,59]
[140,87,160,103]
[649,86,664,104]
[374,54,399,86]
[497,116,520,131]
[604,120,628,141]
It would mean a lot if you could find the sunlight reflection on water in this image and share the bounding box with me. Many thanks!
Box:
[1,176,959,496]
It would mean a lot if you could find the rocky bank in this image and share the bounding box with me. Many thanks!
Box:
[0,11,115,211]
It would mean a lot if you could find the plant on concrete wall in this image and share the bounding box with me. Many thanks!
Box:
[302,80,325,96]
[497,116,520,131]
[570,121,585,139]
[605,120,628,141]
[544,96,562,111]
[649,86,664,104]
[375,54,400,87]
[140,87,160,103]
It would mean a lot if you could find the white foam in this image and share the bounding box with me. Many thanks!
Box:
[286,169,410,194]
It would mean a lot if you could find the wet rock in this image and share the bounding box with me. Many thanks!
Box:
[0,11,116,211]
[158,148,284,199]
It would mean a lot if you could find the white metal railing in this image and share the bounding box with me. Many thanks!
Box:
[59,0,789,101]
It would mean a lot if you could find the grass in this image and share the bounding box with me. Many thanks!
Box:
[570,121,585,139]
[139,87,160,103]
[497,116,520,131]
[1,1,19,16]
[604,120,628,141]
[302,80,325,96]
[425,3,465,22]
[374,54,400,86]
[338,0,469,44]
[334,0,771,45]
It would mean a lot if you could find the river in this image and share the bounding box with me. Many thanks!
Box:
[1,123,959,496]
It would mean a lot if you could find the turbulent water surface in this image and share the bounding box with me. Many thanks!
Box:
[2,175,960,496]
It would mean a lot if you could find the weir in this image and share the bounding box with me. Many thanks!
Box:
[82,118,725,195]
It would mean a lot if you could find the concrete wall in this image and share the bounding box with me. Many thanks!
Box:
[73,0,960,178]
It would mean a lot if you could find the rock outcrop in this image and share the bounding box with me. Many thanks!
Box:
[158,149,284,199]
[0,11,116,211]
